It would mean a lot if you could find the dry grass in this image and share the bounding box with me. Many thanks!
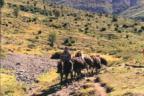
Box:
[99,67,144,96]
[0,0,144,96]
[0,69,26,96]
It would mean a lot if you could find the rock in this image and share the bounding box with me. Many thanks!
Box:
[16,62,21,66]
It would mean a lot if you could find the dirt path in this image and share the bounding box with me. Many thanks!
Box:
[33,76,112,96]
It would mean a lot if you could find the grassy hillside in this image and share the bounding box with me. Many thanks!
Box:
[1,0,144,95]
[1,0,144,63]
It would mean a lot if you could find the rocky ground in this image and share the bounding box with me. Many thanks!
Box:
[0,53,58,83]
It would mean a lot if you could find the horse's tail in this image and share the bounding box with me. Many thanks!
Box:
[100,57,108,66]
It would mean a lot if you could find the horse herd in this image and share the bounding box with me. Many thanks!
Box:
[52,52,108,83]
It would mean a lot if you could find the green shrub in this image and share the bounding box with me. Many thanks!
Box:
[48,32,57,47]
[63,37,75,46]
[0,0,4,8]
[100,27,106,32]
[13,6,19,18]
[112,16,118,22]
[141,26,144,30]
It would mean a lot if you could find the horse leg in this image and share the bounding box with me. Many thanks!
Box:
[60,72,63,84]
[74,71,78,80]
[70,71,73,80]
[95,68,100,75]
[89,66,93,76]
[86,67,89,76]
[92,67,95,74]
[65,72,69,82]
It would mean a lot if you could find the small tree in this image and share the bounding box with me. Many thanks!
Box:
[48,32,57,47]
[13,6,19,18]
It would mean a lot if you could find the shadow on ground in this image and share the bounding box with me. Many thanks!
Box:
[34,76,86,96]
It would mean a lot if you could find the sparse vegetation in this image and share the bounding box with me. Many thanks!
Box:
[0,69,26,96]
[13,6,19,18]
[0,0,144,96]
[63,37,75,46]
[0,0,4,8]
[48,32,57,47]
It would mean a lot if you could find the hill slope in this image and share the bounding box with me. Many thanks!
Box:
[1,0,144,62]
[1,0,144,96]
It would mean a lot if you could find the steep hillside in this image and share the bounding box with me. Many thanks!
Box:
[1,0,144,62]
[1,0,144,96]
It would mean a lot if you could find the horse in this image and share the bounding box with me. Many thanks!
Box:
[90,55,108,74]
[57,60,73,83]
[71,57,87,78]
[74,51,97,76]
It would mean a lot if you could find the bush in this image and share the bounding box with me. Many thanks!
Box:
[100,27,106,32]
[13,6,19,18]
[63,37,75,46]
[141,26,144,30]
[48,32,57,47]
[138,29,143,33]
[122,24,129,28]
[0,0,4,8]
[112,16,118,22]
[62,22,69,28]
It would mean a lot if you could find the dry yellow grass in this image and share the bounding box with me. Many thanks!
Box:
[100,67,144,96]
[0,69,26,96]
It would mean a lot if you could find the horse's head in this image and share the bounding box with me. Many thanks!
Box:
[75,51,82,57]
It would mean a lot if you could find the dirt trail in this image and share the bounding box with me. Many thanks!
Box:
[33,76,112,96]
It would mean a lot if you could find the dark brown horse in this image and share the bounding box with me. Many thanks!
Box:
[57,60,73,83]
